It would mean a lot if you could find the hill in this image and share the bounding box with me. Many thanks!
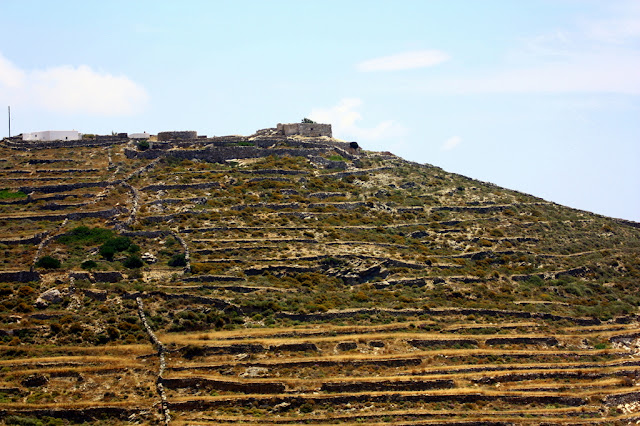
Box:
[0,131,639,425]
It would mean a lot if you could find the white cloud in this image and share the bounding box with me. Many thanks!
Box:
[357,50,450,72]
[441,136,461,151]
[31,65,148,115]
[309,98,405,142]
[0,54,26,88]
[0,52,148,116]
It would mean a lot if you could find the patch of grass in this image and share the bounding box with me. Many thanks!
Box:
[58,226,114,245]
[0,189,27,200]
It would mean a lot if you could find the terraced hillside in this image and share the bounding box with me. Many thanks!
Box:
[0,132,639,425]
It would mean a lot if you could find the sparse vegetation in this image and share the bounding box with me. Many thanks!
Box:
[0,135,637,425]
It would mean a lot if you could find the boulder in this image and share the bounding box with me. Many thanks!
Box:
[34,288,64,308]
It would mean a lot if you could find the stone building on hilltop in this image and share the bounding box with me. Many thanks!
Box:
[276,122,332,138]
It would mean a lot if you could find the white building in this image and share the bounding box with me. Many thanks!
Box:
[22,130,82,141]
[128,132,150,139]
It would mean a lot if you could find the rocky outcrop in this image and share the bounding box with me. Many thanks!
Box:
[34,288,64,308]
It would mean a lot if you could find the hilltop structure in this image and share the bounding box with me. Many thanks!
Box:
[128,132,150,139]
[22,130,81,141]
[276,122,332,138]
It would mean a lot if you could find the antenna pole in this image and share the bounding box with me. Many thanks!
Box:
[7,106,10,138]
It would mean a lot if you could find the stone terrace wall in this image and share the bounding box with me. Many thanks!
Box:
[124,146,330,163]
[19,181,113,194]
[4,138,128,150]
[157,131,197,141]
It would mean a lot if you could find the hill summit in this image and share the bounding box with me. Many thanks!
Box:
[0,130,639,424]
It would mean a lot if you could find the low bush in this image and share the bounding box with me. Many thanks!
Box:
[99,236,133,261]
[137,140,150,151]
[35,256,61,269]
[58,226,113,245]
[80,260,97,270]
[168,253,187,267]
[123,255,144,269]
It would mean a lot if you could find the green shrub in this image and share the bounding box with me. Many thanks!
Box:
[81,260,98,270]
[99,236,133,260]
[99,245,116,261]
[58,226,113,245]
[123,256,144,269]
[168,254,187,267]
[300,403,314,413]
[5,415,45,426]
[35,256,61,269]
[137,140,150,151]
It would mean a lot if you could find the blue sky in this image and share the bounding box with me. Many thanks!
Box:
[1,0,639,221]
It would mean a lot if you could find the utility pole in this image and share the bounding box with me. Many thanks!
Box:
[7,106,10,138]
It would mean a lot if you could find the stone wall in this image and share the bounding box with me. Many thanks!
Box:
[19,181,113,194]
[0,270,40,283]
[4,138,127,150]
[276,123,332,138]
[124,146,330,163]
[0,208,121,222]
[157,131,197,141]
